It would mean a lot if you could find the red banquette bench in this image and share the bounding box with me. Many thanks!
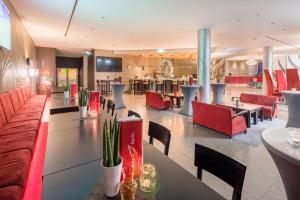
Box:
[145,91,173,110]
[0,85,46,200]
[240,93,278,120]
[192,101,247,137]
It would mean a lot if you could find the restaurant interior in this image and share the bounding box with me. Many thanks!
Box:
[0,0,300,200]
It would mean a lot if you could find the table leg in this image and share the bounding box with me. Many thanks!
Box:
[246,111,251,128]
[176,98,181,108]
[260,109,264,122]
[254,110,258,125]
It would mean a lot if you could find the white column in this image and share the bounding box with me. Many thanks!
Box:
[263,47,273,95]
[197,29,211,103]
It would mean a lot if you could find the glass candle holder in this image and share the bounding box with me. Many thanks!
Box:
[140,163,156,192]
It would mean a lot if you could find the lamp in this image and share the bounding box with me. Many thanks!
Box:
[89,91,100,117]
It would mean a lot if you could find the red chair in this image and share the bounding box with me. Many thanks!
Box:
[275,70,287,91]
[264,70,282,98]
[145,91,173,110]
[192,101,247,137]
[286,68,300,91]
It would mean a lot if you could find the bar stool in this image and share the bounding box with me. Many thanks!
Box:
[155,80,163,94]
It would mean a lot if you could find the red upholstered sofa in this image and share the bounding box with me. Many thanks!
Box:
[0,85,46,200]
[192,101,247,137]
[145,91,173,110]
[240,93,278,120]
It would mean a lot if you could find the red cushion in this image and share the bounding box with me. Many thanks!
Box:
[15,88,25,106]
[20,86,29,102]
[0,131,36,143]
[0,185,22,200]
[6,119,39,127]
[0,150,31,188]
[0,125,39,135]
[0,93,15,122]
[26,86,33,98]
[0,101,7,129]
[11,113,42,123]
[8,90,21,113]
[0,140,35,154]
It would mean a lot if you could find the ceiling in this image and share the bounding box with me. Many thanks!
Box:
[10,0,300,56]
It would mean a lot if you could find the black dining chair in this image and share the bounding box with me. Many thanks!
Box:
[194,144,247,200]
[107,99,115,116]
[100,96,106,109]
[127,110,141,118]
[148,121,171,156]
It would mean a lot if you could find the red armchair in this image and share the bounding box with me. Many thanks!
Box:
[275,70,287,91]
[286,68,300,91]
[192,101,247,137]
[145,91,173,110]
[240,93,278,120]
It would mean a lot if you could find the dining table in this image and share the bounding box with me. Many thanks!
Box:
[42,95,225,200]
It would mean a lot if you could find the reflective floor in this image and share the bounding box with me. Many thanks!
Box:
[112,85,288,200]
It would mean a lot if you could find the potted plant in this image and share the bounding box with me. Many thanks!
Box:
[78,88,88,118]
[63,84,70,99]
[101,116,123,197]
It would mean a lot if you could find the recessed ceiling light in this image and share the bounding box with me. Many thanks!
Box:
[253,38,257,41]
[282,28,287,31]
[236,19,241,22]
[157,48,165,53]
[100,16,105,19]
[91,27,95,30]
[254,13,260,17]
[270,22,275,25]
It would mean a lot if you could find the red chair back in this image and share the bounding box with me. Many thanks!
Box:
[286,68,300,91]
[275,70,287,91]
[264,69,276,96]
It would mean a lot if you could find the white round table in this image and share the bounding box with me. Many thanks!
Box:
[111,83,125,109]
[282,91,300,128]
[180,85,198,116]
[211,83,226,104]
[261,128,300,200]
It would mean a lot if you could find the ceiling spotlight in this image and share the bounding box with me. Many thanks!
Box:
[157,48,165,53]
[246,58,257,66]
[236,19,241,22]
[270,22,275,25]
[282,28,287,31]
[100,16,105,19]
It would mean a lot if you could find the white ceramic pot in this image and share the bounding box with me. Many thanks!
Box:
[101,159,123,197]
[79,106,87,118]
[64,91,69,99]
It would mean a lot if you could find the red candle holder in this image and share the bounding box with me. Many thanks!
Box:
[89,91,100,117]
[70,83,77,97]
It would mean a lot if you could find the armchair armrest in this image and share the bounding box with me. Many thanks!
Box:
[232,110,248,118]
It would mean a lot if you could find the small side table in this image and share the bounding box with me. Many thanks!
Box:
[111,83,125,109]
[164,93,184,108]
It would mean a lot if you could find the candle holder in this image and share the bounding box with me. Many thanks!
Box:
[120,165,137,200]
[140,163,156,192]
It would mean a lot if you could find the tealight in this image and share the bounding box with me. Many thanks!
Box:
[140,163,156,192]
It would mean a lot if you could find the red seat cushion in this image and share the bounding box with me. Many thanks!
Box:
[15,88,25,106]
[0,140,35,154]
[11,113,42,122]
[8,90,21,113]
[0,131,36,143]
[0,93,15,122]
[0,185,22,200]
[5,120,40,132]
[0,150,31,188]
[20,86,29,102]
[0,125,39,135]
[0,102,7,129]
